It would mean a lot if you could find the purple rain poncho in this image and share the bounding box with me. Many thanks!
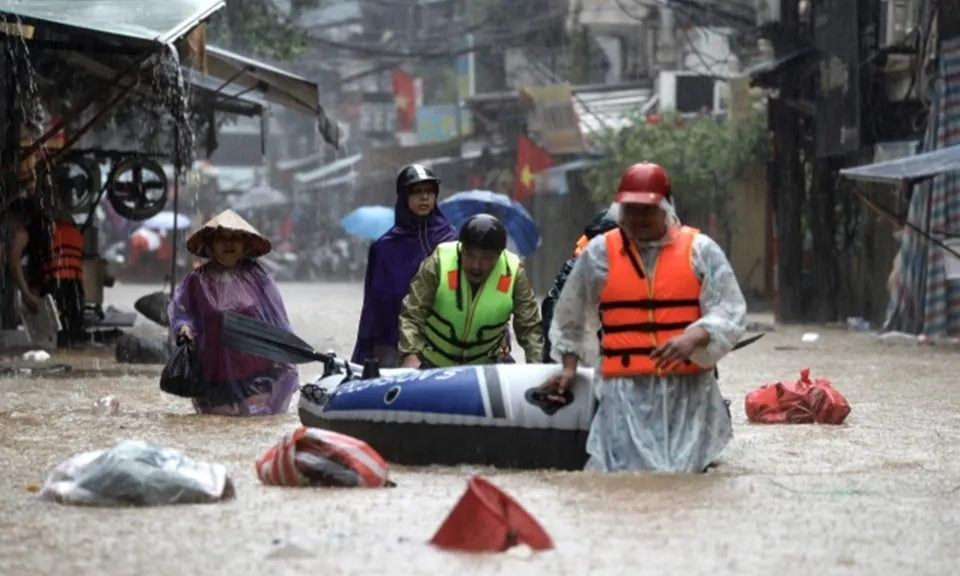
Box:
[351,194,457,365]
[168,260,299,416]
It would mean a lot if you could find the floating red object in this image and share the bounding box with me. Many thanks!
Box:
[430,476,554,553]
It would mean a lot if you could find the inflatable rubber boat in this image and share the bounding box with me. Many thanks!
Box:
[298,357,596,471]
[221,311,761,470]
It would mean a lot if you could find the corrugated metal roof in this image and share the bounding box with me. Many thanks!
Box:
[575,88,656,136]
[841,143,960,185]
[0,0,223,44]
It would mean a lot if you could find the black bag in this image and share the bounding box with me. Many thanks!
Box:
[160,336,204,398]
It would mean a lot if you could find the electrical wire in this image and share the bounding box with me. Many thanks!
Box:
[328,5,599,84]
[611,0,750,77]
[624,0,757,31]
[291,0,757,129]
[305,10,569,60]
[281,0,755,89]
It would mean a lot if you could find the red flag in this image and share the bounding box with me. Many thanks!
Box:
[513,136,553,202]
[392,69,417,132]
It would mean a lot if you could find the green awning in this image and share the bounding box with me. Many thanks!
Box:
[0,0,224,44]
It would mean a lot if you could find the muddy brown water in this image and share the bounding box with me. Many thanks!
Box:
[1,283,959,575]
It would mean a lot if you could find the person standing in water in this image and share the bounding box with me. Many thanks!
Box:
[398,214,543,368]
[8,180,87,348]
[541,163,746,473]
[169,209,298,416]
[351,164,457,367]
[540,206,617,362]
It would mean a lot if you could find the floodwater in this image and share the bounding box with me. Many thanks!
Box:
[1,282,959,575]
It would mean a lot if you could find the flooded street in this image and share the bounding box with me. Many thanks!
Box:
[1,282,959,575]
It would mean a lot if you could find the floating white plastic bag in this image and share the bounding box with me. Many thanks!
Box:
[38,440,235,507]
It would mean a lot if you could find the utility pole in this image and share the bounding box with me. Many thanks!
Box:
[1,41,21,330]
[807,0,839,324]
[770,0,805,323]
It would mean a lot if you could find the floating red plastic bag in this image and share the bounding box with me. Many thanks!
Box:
[256,427,392,487]
[745,368,851,425]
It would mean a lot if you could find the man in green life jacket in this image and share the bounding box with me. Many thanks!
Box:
[398,214,544,368]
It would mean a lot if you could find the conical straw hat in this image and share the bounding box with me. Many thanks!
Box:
[186,209,272,258]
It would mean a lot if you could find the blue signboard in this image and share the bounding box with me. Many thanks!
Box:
[416,104,473,143]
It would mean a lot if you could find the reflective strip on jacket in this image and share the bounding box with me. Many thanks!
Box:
[598,226,706,377]
[421,241,519,367]
[42,220,84,284]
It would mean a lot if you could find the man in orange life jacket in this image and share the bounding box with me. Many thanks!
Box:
[8,182,87,347]
[539,163,747,473]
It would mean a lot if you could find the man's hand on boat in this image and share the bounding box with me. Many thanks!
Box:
[540,355,578,404]
[401,354,421,369]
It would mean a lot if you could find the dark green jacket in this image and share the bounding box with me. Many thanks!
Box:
[540,210,617,362]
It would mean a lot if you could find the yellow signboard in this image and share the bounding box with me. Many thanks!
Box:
[521,83,586,154]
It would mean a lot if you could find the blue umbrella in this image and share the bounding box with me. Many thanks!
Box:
[439,190,541,256]
[339,205,394,240]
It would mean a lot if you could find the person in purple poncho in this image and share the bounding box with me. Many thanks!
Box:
[351,164,458,366]
[168,209,298,416]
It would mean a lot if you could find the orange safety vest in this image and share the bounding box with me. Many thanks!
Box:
[573,234,589,257]
[598,226,706,377]
[41,221,84,285]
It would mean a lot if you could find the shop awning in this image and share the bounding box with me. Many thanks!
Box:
[294,153,362,186]
[276,152,324,172]
[66,52,264,117]
[185,70,266,117]
[0,0,223,45]
[840,143,960,184]
[201,46,341,147]
[306,171,356,191]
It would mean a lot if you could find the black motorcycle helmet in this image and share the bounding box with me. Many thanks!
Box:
[458,214,507,252]
[396,164,441,196]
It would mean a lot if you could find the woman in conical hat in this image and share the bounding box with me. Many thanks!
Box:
[167,209,298,416]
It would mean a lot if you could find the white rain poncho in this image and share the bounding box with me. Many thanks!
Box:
[549,201,746,473]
